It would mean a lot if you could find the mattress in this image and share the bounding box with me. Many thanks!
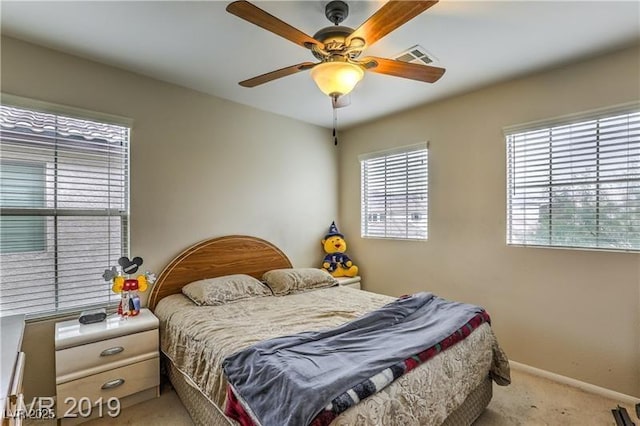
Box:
[166,359,494,426]
[155,286,510,425]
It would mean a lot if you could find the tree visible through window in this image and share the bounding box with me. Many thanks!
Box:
[360,144,428,240]
[506,107,640,251]
[0,104,130,317]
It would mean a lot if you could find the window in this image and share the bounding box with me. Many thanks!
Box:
[0,103,130,317]
[360,143,428,240]
[506,106,640,251]
[0,162,46,253]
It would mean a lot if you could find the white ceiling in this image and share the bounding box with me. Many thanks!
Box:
[1,1,639,129]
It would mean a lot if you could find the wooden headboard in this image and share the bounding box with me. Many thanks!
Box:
[147,235,292,310]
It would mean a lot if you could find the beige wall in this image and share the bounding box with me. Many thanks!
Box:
[339,44,640,397]
[3,34,639,401]
[1,36,338,399]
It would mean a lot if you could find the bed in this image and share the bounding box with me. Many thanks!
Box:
[148,235,510,426]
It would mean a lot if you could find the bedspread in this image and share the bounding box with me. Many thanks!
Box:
[155,287,510,426]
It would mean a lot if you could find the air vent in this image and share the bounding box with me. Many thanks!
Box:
[394,45,438,66]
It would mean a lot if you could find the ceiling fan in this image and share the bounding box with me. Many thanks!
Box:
[226,0,446,100]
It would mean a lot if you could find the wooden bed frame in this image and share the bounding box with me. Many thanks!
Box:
[149,235,494,426]
[148,235,292,310]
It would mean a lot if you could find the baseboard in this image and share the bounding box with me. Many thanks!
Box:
[510,360,640,406]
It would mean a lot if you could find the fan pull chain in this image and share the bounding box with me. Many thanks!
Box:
[333,97,339,146]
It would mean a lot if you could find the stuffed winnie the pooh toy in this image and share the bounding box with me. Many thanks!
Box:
[321,222,359,278]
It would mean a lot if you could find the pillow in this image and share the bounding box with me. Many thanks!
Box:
[182,274,271,306]
[262,268,338,296]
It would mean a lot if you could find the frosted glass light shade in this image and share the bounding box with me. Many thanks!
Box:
[310,62,364,96]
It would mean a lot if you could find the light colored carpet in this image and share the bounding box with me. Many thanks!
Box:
[474,369,636,426]
[35,368,637,425]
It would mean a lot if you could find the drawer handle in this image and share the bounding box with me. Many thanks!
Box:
[101,378,125,390]
[100,346,124,357]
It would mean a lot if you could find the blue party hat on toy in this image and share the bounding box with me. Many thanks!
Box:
[325,221,344,238]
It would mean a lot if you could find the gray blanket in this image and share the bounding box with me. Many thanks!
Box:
[222,292,485,426]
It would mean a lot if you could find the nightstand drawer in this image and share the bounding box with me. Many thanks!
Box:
[56,329,158,382]
[56,356,159,418]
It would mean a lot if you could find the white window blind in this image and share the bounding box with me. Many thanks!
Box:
[0,104,130,318]
[360,144,428,240]
[506,106,640,251]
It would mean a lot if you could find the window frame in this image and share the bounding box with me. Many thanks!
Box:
[504,102,640,253]
[359,143,429,241]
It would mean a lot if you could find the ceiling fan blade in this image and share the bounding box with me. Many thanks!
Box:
[226,1,322,50]
[360,57,445,83]
[347,1,438,48]
[239,62,317,87]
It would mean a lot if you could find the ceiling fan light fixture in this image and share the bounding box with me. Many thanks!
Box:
[310,61,364,97]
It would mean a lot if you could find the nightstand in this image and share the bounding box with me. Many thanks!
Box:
[55,309,160,424]
[336,276,361,290]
